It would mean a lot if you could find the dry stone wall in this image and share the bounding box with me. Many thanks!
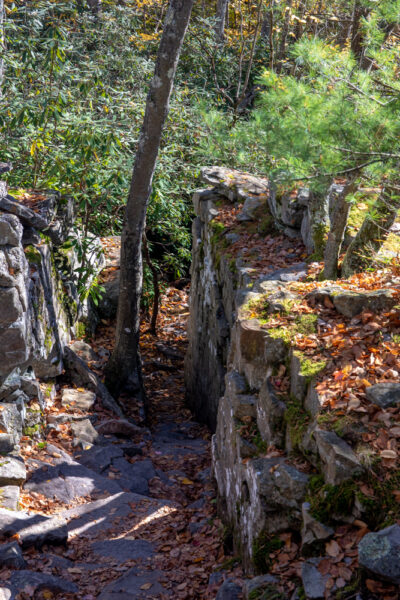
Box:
[0,169,104,509]
[185,166,399,586]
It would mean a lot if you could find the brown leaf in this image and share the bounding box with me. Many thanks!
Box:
[325,539,340,557]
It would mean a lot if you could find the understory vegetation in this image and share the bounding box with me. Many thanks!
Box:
[2,1,400,296]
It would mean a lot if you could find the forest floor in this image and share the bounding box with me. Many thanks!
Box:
[0,282,243,599]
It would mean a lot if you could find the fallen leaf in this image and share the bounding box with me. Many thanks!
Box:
[380,449,397,459]
[326,539,340,557]
[140,583,152,590]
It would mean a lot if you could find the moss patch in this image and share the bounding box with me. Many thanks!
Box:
[252,533,284,574]
[284,399,311,451]
[307,479,357,523]
[24,245,42,265]
[249,585,286,600]
[295,351,327,382]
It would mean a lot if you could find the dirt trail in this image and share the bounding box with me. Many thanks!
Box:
[0,287,243,600]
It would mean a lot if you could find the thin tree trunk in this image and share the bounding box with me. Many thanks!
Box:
[276,0,293,71]
[323,177,357,280]
[350,0,368,61]
[215,0,229,41]
[105,0,194,396]
[143,234,160,336]
[342,182,400,278]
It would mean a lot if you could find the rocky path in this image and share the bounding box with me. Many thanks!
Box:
[0,288,243,600]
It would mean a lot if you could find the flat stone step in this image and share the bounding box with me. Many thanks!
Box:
[6,570,78,597]
[91,538,154,563]
[0,508,67,548]
[98,567,170,599]
[61,492,176,539]
[24,456,123,504]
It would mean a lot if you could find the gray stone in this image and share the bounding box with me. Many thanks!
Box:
[91,538,154,563]
[77,444,124,473]
[0,542,25,569]
[266,289,299,314]
[259,263,307,283]
[216,579,242,600]
[98,567,168,599]
[248,457,309,511]
[62,492,176,539]
[24,457,121,503]
[71,418,99,446]
[96,419,143,437]
[0,486,20,510]
[70,340,99,363]
[358,524,400,584]
[332,289,397,318]
[200,166,269,201]
[281,193,306,229]
[256,378,286,448]
[304,384,324,417]
[301,502,334,551]
[61,388,96,411]
[237,197,265,222]
[0,195,49,232]
[0,455,26,486]
[301,560,327,599]
[110,457,155,495]
[97,270,120,319]
[243,574,279,600]
[365,383,400,409]
[47,412,88,425]
[306,286,343,308]
[0,508,67,548]
[63,346,123,417]
[0,288,23,327]
[10,570,78,595]
[0,434,16,455]
[0,215,23,247]
[314,429,363,485]
[290,350,308,403]
[0,401,25,440]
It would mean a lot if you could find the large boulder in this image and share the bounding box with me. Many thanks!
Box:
[358,524,400,584]
[332,289,397,318]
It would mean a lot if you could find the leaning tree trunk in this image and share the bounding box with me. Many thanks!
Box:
[323,176,357,280]
[341,182,400,278]
[105,0,195,396]
[215,0,229,40]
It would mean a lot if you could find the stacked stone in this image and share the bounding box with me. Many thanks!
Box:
[0,167,105,511]
[186,167,400,595]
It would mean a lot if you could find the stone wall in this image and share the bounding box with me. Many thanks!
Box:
[0,171,104,509]
[185,166,398,579]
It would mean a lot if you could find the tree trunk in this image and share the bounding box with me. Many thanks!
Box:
[216,0,229,41]
[105,0,194,396]
[142,234,160,336]
[350,0,369,61]
[276,0,293,71]
[341,182,400,278]
[323,177,357,280]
